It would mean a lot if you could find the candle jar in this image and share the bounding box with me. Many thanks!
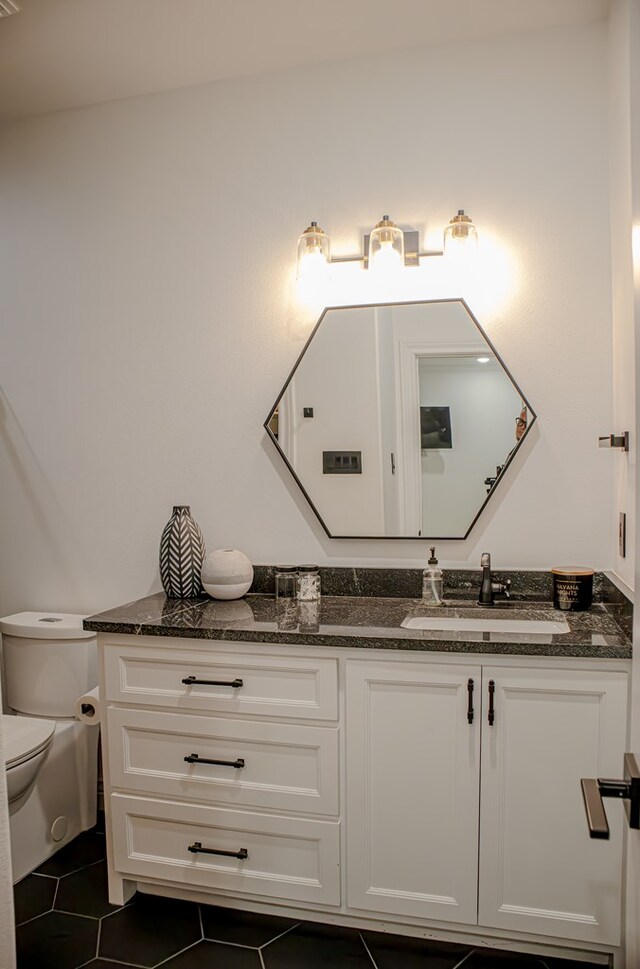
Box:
[297,565,321,601]
[551,567,594,611]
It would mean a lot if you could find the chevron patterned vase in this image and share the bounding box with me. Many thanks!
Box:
[159,505,206,598]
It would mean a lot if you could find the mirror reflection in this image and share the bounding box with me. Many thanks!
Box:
[266,299,535,539]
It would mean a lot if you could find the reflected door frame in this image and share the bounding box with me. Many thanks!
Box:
[277,384,296,466]
[396,341,486,537]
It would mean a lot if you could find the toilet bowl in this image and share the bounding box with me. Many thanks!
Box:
[3,715,55,805]
[0,612,99,883]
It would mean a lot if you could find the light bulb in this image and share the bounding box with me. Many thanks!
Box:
[373,240,403,273]
[368,216,404,275]
[444,210,478,258]
[297,222,331,281]
[298,250,329,280]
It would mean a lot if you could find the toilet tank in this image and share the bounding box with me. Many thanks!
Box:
[0,613,97,717]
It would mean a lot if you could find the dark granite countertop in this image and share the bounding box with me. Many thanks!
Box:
[84,593,631,659]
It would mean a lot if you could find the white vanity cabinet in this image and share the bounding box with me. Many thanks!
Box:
[99,634,629,962]
[345,660,481,924]
[346,660,627,947]
[101,639,342,908]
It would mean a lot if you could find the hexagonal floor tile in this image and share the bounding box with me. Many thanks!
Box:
[13,874,57,926]
[201,903,298,948]
[162,940,262,968]
[55,860,123,919]
[36,830,106,877]
[263,921,372,969]
[16,910,99,969]
[362,930,472,969]
[99,894,201,967]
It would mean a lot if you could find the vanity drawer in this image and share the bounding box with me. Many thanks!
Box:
[103,643,338,721]
[110,793,340,906]
[107,707,339,815]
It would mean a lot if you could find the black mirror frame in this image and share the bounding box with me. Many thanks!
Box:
[264,297,537,540]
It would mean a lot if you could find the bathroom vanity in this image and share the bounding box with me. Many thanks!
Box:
[85,580,632,966]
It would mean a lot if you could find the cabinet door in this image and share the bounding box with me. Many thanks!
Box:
[479,667,627,945]
[346,660,481,924]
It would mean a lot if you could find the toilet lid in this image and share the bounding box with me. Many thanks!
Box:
[0,612,94,640]
[1,715,55,769]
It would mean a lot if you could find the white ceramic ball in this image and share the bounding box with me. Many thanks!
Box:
[201,548,254,600]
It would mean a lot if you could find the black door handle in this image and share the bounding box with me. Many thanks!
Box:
[488,679,495,726]
[581,753,640,839]
[182,676,243,688]
[188,842,248,859]
[184,754,245,769]
[467,679,474,724]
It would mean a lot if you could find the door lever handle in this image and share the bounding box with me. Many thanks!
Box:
[580,753,640,839]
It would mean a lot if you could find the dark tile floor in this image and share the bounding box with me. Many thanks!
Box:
[13,823,608,969]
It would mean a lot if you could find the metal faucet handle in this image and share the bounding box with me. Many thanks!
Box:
[480,552,491,569]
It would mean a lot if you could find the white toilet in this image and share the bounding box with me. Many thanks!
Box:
[0,612,100,882]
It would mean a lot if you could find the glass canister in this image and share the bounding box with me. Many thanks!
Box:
[297,565,321,601]
[275,566,298,599]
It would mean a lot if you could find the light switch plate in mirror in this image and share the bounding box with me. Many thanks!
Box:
[264,298,536,540]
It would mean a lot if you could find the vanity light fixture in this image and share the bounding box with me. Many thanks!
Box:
[296,221,331,280]
[443,209,478,256]
[367,216,405,273]
[296,209,478,277]
[477,356,491,364]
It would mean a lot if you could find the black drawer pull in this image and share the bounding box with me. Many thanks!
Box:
[184,754,245,769]
[488,679,495,726]
[182,676,243,688]
[467,678,474,724]
[188,841,248,860]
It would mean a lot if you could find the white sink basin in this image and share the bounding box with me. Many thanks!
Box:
[401,616,570,635]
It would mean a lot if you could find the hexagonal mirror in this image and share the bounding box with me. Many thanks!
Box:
[265,299,536,539]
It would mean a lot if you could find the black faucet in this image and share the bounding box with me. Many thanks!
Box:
[478,552,511,607]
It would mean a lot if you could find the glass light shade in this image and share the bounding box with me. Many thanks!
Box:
[368,216,404,273]
[444,209,478,256]
[297,222,331,280]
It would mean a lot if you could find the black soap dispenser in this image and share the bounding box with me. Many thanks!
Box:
[422,547,444,606]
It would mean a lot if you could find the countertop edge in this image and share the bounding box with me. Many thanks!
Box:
[82,618,632,660]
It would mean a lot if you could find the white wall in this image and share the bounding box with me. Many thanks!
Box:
[0,22,613,616]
